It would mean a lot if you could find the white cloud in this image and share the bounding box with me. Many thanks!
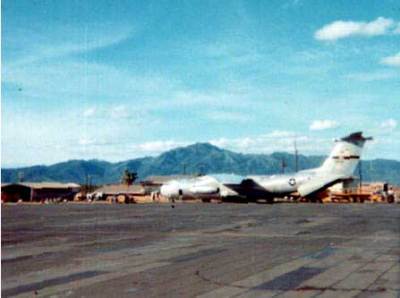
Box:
[344,70,398,82]
[4,58,258,113]
[77,132,326,160]
[8,24,134,66]
[110,105,130,118]
[395,23,400,34]
[266,130,297,138]
[380,119,397,130]
[2,60,181,106]
[206,111,250,123]
[200,42,262,66]
[380,52,400,67]
[210,131,320,155]
[309,120,339,131]
[78,138,96,146]
[315,17,395,41]
[83,107,96,117]
[80,104,149,127]
[132,141,188,155]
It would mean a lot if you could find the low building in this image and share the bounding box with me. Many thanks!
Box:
[91,184,145,203]
[1,182,81,202]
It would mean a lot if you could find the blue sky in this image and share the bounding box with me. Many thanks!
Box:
[2,0,399,167]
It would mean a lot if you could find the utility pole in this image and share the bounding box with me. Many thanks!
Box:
[294,139,299,173]
[84,175,87,196]
[182,162,187,175]
[17,171,24,183]
[281,158,286,174]
[358,160,362,192]
[88,175,92,193]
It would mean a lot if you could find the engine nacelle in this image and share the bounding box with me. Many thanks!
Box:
[160,182,181,198]
[188,185,219,194]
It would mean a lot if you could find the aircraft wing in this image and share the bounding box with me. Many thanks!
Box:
[298,175,345,197]
[208,174,244,197]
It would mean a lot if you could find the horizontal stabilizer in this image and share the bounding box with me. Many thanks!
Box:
[339,132,372,146]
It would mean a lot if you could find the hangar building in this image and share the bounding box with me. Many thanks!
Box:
[1,182,81,202]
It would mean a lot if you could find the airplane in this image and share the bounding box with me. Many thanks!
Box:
[160,132,372,203]
[159,174,242,202]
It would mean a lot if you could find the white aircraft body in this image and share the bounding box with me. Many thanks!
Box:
[160,174,241,201]
[160,132,372,202]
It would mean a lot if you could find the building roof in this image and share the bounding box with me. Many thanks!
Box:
[93,184,145,195]
[22,182,81,189]
[1,182,81,189]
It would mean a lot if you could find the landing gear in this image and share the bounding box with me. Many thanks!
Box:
[255,197,274,204]
[309,197,322,203]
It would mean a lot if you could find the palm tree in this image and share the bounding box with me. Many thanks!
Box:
[121,169,137,186]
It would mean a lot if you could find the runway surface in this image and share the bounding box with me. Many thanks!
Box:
[2,203,400,297]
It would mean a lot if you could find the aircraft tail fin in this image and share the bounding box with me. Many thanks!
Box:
[317,132,372,177]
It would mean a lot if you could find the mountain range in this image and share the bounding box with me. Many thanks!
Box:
[2,143,400,185]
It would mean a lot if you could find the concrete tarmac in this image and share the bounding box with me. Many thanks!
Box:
[2,203,400,297]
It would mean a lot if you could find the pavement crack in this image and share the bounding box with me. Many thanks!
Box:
[195,269,250,290]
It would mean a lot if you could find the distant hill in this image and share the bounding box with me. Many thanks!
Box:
[2,143,400,185]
